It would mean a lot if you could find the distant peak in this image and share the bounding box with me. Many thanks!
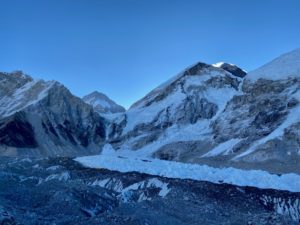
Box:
[83,91,125,114]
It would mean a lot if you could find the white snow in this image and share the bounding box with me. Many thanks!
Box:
[75,154,300,193]
[44,172,70,182]
[123,87,186,133]
[203,86,238,119]
[247,48,300,81]
[212,62,226,68]
[202,139,241,157]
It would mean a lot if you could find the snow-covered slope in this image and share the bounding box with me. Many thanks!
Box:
[82,91,125,115]
[247,48,300,81]
[0,71,106,157]
[0,72,56,118]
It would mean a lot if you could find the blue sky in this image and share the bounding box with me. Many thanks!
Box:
[0,0,300,108]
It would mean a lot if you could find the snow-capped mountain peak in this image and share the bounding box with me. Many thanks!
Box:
[82,91,125,114]
[247,48,300,81]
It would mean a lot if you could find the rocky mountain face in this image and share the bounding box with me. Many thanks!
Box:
[106,49,300,174]
[0,71,106,157]
[83,91,125,115]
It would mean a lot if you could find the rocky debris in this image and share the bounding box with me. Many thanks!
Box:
[0,206,16,225]
[0,156,299,225]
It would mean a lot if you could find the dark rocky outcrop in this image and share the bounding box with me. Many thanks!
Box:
[219,63,247,78]
[0,112,37,148]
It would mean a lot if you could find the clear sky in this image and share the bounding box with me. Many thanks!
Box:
[0,0,300,108]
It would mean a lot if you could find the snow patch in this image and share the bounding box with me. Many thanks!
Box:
[91,178,123,192]
[44,172,70,182]
[46,165,62,171]
[202,139,241,157]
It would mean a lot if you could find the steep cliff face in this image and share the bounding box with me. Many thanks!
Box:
[106,49,300,174]
[0,71,106,157]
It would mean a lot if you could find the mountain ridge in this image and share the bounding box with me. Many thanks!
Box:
[1,49,300,175]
